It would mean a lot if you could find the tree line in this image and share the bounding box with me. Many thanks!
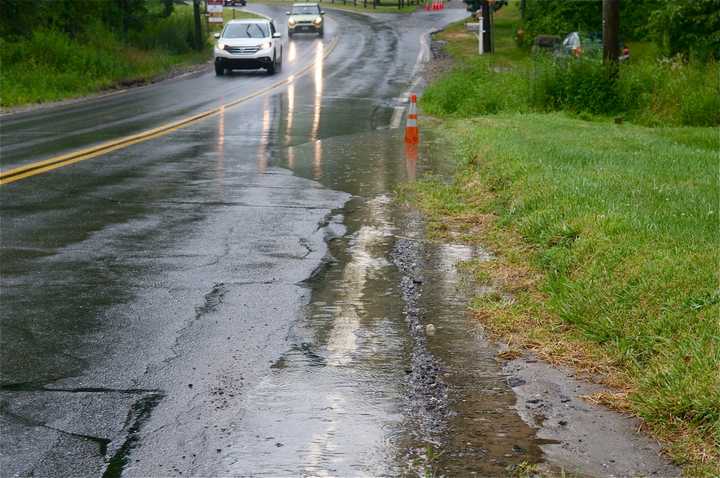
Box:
[0,0,176,40]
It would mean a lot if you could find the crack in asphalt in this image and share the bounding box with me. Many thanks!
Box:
[298,238,314,259]
[195,282,228,320]
[0,401,113,455]
[0,384,161,394]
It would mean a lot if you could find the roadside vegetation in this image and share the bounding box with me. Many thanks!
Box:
[0,1,258,108]
[406,0,720,474]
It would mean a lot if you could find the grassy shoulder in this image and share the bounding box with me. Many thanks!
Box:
[405,1,720,475]
[404,114,719,475]
[0,7,261,108]
[424,5,719,127]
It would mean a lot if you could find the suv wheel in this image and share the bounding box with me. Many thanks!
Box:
[214,61,225,76]
[267,54,277,75]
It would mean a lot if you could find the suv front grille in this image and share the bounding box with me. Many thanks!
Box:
[225,45,260,54]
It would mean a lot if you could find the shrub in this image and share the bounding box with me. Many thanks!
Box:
[128,8,198,54]
[529,56,620,114]
[422,53,720,127]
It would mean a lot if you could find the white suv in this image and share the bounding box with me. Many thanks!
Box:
[214,19,283,75]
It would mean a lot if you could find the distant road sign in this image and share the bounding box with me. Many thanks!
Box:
[208,0,224,24]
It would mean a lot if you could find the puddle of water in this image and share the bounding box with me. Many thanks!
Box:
[219,195,410,476]
[257,123,555,474]
[405,231,547,475]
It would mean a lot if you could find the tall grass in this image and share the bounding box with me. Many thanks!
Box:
[468,114,720,453]
[0,8,208,107]
[408,114,720,472]
[129,7,200,54]
[421,55,720,127]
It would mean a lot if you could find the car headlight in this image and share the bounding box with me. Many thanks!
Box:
[313,16,322,25]
[288,18,296,26]
[217,41,226,49]
[260,41,272,50]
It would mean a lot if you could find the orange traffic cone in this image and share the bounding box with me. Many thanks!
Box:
[405,143,418,181]
[404,94,419,144]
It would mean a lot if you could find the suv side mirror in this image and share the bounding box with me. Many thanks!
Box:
[214,32,221,39]
[286,11,291,15]
[272,32,282,38]
[320,10,325,14]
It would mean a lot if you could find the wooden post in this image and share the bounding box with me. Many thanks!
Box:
[603,0,620,65]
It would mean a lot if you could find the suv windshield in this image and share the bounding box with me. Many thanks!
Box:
[292,5,319,14]
[223,22,269,39]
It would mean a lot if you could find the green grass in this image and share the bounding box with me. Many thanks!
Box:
[407,114,720,474]
[0,32,204,107]
[410,0,720,473]
[424,3,720,127]
[0,5,260,108]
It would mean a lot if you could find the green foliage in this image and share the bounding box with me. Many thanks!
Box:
[128,7,198,54]
[411,114,720,464]
[0,0,214,107]
[518,0,602,46]
[421,54,720,126]
[0,0,159,39]
[469,114,720,437]
[0,21,206,107]
[421,62,529,116]
[529,56,620,114]
[648,0,720,61]
[518,0,719,59]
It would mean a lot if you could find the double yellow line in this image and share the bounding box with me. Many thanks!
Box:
[0,35,338,186]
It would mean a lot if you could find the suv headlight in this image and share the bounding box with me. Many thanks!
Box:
[260,41,272,50]
[313,16,322,25]
[217,41,226,49]
[288,18,296,26]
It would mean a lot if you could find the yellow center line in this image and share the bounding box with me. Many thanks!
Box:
[0,35,339,186]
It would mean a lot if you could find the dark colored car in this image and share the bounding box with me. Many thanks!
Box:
[224,0,247,6]
[532,35,561,55]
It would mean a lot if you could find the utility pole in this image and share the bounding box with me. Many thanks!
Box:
[602,0,620,65]
[481,0,491,53]
[193,0,203,51]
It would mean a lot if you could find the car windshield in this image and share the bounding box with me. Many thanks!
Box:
[223,22,269,39]
[292,5,318,14]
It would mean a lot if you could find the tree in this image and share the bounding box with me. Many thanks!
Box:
[649,0,720,60]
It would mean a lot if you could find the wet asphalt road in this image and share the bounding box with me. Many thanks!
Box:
[0,4,556,476]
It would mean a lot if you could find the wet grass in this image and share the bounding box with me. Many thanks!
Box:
[401,114,720,475]
[411,9,720,472]
[0,7,261,108]
[423,3,720,127]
